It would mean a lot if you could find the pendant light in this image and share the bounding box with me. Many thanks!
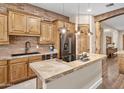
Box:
[76,3,81,35]
[87,3,93,36]
[59,3,67,34]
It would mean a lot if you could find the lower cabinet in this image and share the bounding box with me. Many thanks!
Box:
[118,57,124,74]
[0,61,7,87]
[0,54,57,88]
[28,56,42,78]
[8,58,28,83]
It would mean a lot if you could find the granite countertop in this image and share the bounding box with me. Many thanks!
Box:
[30,53,106,83]
[0,50,58,60]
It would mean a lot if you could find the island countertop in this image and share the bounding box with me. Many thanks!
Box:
[30,53,106,83]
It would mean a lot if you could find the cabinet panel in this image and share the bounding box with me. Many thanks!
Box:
[28,56,42,78]
[39,21,53,44]
[69,23,75,33]
[0,14,9,44]
[9,62,27,83]
[27,16,41,35]
[0,65,7,87]
[118,57,124,74]
[78,24,89,53]
[9,11,27,35]
[9,57,28,64]
[0,60,7,66]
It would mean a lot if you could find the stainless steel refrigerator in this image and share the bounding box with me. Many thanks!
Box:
[60,32,76,62]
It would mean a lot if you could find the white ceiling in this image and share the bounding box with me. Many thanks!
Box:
[32,3,124,17]
[103,15,124,31]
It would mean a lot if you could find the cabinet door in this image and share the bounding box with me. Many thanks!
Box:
[47,23,53,42]
[39,22,53,44]
[9,11,27,35]
[9,62,27,83]
[0,14,9,44]
[118,57,124,74]
[0,65,7,87]
[79,25,89,53]
[28,56,42,78]
[27,16,41,35]
[69,23,75,33]
[65,22,70,31]
[39,22,47,43]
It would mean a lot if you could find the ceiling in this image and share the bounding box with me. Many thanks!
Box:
[102,15,124,31]
[31,3,124,17]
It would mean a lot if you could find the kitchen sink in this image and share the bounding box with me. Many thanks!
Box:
[11,52,40,57]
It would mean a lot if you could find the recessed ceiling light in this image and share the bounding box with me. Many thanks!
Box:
[87,9,92,12]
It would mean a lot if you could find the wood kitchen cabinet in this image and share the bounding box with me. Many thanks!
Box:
[78,24,89,54]
[28,56,42,78]
[9,11,41,36]
[8,58,28,83]
[39,21,54,44]
[9,11,27,35]
[27,16,41,36]
[0,61,7,87]
[69,23,75,33]
[0,14,9,44]
[117,56,124,74]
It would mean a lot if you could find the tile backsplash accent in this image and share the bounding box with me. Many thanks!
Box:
[0,36,50,56]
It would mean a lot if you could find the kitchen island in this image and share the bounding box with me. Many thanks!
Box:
[30,53,106,89]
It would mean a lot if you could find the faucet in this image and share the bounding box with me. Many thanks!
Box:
[25,41,31,53]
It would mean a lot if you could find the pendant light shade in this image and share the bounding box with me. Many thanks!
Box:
[75,3,81,35]
[59,3,67,34]
[60,26,67,34]
[87,3,93,36]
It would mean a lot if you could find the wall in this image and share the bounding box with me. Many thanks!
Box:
[70,15,96,54]
[0,36,50,56]
[0,3,69,21]
[0,3,69,56]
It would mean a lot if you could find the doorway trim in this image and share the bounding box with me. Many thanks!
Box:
[94,7,124,53]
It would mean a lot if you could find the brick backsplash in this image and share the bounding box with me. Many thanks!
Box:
[0,36,50,56]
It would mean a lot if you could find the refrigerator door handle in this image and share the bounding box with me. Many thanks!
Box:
[69,37,72,53]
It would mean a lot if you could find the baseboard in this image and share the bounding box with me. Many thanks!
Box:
[89,78,102,89]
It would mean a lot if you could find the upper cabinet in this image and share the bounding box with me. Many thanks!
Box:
[57,20,75,33]
[9,11,41,36]
[65,22,75,33]
[0,14,9,44]
[39,21,54,44]
[27,16,41,35]
[9,11,27,35]
[78,24,90,53]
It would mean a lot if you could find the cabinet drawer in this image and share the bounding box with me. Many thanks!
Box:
[29,56,42,63]
[0,61,7,66]
[9,58,28,64]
